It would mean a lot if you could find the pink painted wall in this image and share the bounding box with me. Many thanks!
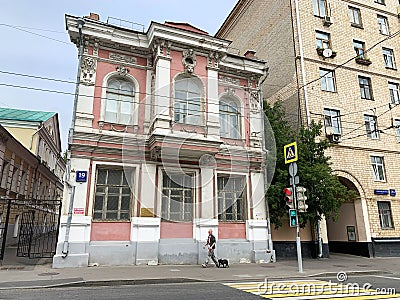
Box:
[92,49,148,134]
[91,222,131,241]
[160,222,193,239]
[218,222,246,239]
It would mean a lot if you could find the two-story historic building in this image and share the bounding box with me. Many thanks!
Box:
[53,13,272,267]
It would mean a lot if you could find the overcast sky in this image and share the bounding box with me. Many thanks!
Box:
[0,0,237,150]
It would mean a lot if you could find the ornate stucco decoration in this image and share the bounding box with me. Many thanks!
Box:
[109,52,137,64]
[116,65,129,76]
[220,76,240,86]
[225,87,236,96]
[182,49,196,73]
[250,90,261,113]
[81,56,97,85]
[208,51,220,69]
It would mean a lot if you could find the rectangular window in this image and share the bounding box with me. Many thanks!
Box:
[383,48,396,69]
[389,82,400,104]
[162,171,193,222]
[394,119,400,142]
[375,0,385,4]
[377,15,389,35]
[354,40,365,58]
[316,31,330,49]
[0,161,10,189]
[312,0,327,17]
[217,175,246,222]
[320,68,336,92]
[364,115,379,139]
[359,76,373,100]
[93,168,133,221]
[349,7,362,27]
[378,201,393,229]
[324,109,341,134]
[371,156,385,181]
[10,166,19,192]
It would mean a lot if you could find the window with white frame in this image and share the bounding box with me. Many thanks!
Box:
[316,31,330,49]
[312,0,327,17]
[93,168,133,221]
[174,76,202,125]
[364,115,379,139]
[349,6,362,27]
[105,78,134,125]
[320,68,336,92]
[354,40,365,58]
[161,171,193,222]
[217,175,246,222]
[394,119,400,142]
[389,82,400,104]
[220,98,241,139]
[378,201,393,229]
[371,156,385,181]
[383,48,396,69]
[359,76,373,100]
[377,15,389,35]
[324,108,341,134]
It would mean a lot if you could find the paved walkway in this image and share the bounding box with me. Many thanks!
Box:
[1,254,400,289]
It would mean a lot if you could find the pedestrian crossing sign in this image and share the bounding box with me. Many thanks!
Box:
[284,142,298,164]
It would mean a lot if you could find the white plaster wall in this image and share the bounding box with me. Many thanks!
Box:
[193,218,218,242]
[70,158,91,212]
[57,216,91,243]
[251,172,266,219]
[246,220,269,241]
[131,217,160,242]
[207,68,220,136]
[200,168,214,219]
[140,163,157,212]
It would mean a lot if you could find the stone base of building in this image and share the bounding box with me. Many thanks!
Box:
[372,238,400,257]
[328,241,373,257]
[273,241,329,259]
[52,239,273,267]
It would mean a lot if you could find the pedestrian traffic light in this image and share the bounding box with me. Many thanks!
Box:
[283,187,294,210]
[296,186,308,212]
[289,209,297,227]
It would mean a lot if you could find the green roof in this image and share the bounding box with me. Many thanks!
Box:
[0,108,55,122]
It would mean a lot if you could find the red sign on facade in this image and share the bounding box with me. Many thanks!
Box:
[73,208,85,215]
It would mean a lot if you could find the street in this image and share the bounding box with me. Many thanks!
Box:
[1,275,400,300]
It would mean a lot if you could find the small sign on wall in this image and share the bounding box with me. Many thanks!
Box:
[73,208,85,215]
[347,226,356,241]
[76,171,88,182]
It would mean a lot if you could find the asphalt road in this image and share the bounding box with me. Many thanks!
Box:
[0,275,399,300]
[0,282,260,300]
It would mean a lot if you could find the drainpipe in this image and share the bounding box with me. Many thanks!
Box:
[62,17,85,257]
[259,68,274,257]
[293,0,322,258]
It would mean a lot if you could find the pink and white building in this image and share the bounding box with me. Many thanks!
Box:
[53,13,272,267]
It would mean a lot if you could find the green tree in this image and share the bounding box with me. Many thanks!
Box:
[264,101,355,229]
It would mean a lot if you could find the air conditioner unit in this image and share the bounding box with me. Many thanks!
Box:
[323,16,333,26]
[329,134,342,143]
[325,126,335,136]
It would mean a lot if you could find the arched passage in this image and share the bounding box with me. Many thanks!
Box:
[327,172,373,257]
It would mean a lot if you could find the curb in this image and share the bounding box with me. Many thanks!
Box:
[307,270,390,278]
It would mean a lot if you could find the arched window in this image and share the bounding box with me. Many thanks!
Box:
[105,78,134,125]
[174,76,202,125]
[219,98,241,139]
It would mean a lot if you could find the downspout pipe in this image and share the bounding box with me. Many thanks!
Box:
[259,68,274,257]
[62,17,85,257]
[293,0,322,258]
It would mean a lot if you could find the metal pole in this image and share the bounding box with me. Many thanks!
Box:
[292,177,303,273]
[62,18,85,257]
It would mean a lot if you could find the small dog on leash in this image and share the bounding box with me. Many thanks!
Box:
[218,258,229,268]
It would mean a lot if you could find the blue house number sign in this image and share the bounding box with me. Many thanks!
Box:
[76,171,88,183]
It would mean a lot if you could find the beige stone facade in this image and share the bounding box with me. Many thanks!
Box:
[218,0,400,257]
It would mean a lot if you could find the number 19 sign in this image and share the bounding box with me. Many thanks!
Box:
[76,171,88,183]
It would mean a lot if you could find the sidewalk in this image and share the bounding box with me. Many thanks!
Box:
[1,253,400,289]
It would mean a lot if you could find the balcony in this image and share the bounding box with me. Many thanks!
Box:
[355,56,372,66]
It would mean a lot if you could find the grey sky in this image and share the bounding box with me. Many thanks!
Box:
[0,1,236,150]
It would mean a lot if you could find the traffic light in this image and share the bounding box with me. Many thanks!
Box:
[283,187,294,209]
[289,209,297,227]
[296,186,308,212]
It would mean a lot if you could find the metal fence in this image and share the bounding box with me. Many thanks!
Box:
[0,198,62,260]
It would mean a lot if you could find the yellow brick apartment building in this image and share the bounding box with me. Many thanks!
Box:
[217,0,400,257]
